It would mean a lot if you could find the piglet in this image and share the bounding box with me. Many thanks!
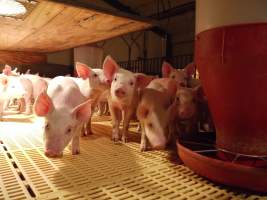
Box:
[72,62,109,135]
[162,61,196,87]
[137,78,177,151]
[175,86,204,140]
[34,76,92,157]
[103,55,152,143]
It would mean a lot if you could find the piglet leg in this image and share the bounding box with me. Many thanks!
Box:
[86,116,93,135]
[140,123,147,151]
[110,107,121,142]
[71,134,80,155]
[121,109,132,143]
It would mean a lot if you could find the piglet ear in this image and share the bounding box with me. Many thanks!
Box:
[166,79,178,97]
[25,69,30,74]
[72,99,92,122]
[103,55,119,82]
[0,77,8,86]
[135,74,153,89]
[184,62,196,77]
[12,68,18,75]
[137,105,149,120]
[76,62,92,80]
[162,61,174,78]
[34,91,54,116]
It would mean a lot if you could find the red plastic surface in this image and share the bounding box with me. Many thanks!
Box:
[177,142,267,193]
[195,23,267,156]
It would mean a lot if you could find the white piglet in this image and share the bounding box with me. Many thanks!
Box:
[103,55,152,143]
[72,62,109,135]
[34,76,92,158]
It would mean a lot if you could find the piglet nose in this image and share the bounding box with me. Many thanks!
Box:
[115,88,126,98]
[45,149,62,158]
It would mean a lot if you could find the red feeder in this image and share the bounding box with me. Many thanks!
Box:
[178,0,267,192]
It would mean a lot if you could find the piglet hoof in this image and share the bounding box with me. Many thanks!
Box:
[140,145,147,152]
[25,110,32,115]
[203,123,211,132]
[72,148,80,155]
[86,131,93,135]
[136,125,141,132]
[111,136,119,143]
[121,136,128,143]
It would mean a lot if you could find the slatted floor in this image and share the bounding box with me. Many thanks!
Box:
[0,113,266,200]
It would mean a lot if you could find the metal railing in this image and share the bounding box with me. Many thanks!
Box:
[118,54,194,76]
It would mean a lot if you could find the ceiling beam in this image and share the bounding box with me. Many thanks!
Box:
[149,2,195,20]
[101,0,173,57]
[46,0,152,23]
[101,0,168,38]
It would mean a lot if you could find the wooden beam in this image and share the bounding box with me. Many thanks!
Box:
[149,2,195,20]
[46,0,153,23]
[101,0,167,38]
[0,51,46,65]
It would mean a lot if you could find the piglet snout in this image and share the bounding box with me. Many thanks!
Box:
[115,88,126,98]
[45,149,63,158]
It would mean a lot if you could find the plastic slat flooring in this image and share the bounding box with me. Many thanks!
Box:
[0,115,266,200]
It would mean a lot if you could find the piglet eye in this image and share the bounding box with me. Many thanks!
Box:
[129,81,134,86]
[45,123,50,130]
[93,74,98,77]
[148,123,153,129]
[66,127,72,134]
[171,75,175,79]
[114,77,117,81]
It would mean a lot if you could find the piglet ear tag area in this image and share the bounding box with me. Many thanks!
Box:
[76,62,92,80]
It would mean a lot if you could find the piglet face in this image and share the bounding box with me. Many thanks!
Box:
[43,109,78,157]
[162,61,195,87]
[176,88,197,120]
[111,69,137,101]
[34,92,91,157]
[103,56,151,102]
[91,68,109,90]
[169,70,188,87]
[76,62,109,90]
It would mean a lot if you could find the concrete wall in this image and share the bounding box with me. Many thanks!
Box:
[47,49,73,66]
[101,31,164,62]
[74,46,103,68]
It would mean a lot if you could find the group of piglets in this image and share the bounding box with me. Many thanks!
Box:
[0,55,213,157]
[0,65,49,117]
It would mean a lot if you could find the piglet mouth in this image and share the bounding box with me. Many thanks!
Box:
[44,149,63,158]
